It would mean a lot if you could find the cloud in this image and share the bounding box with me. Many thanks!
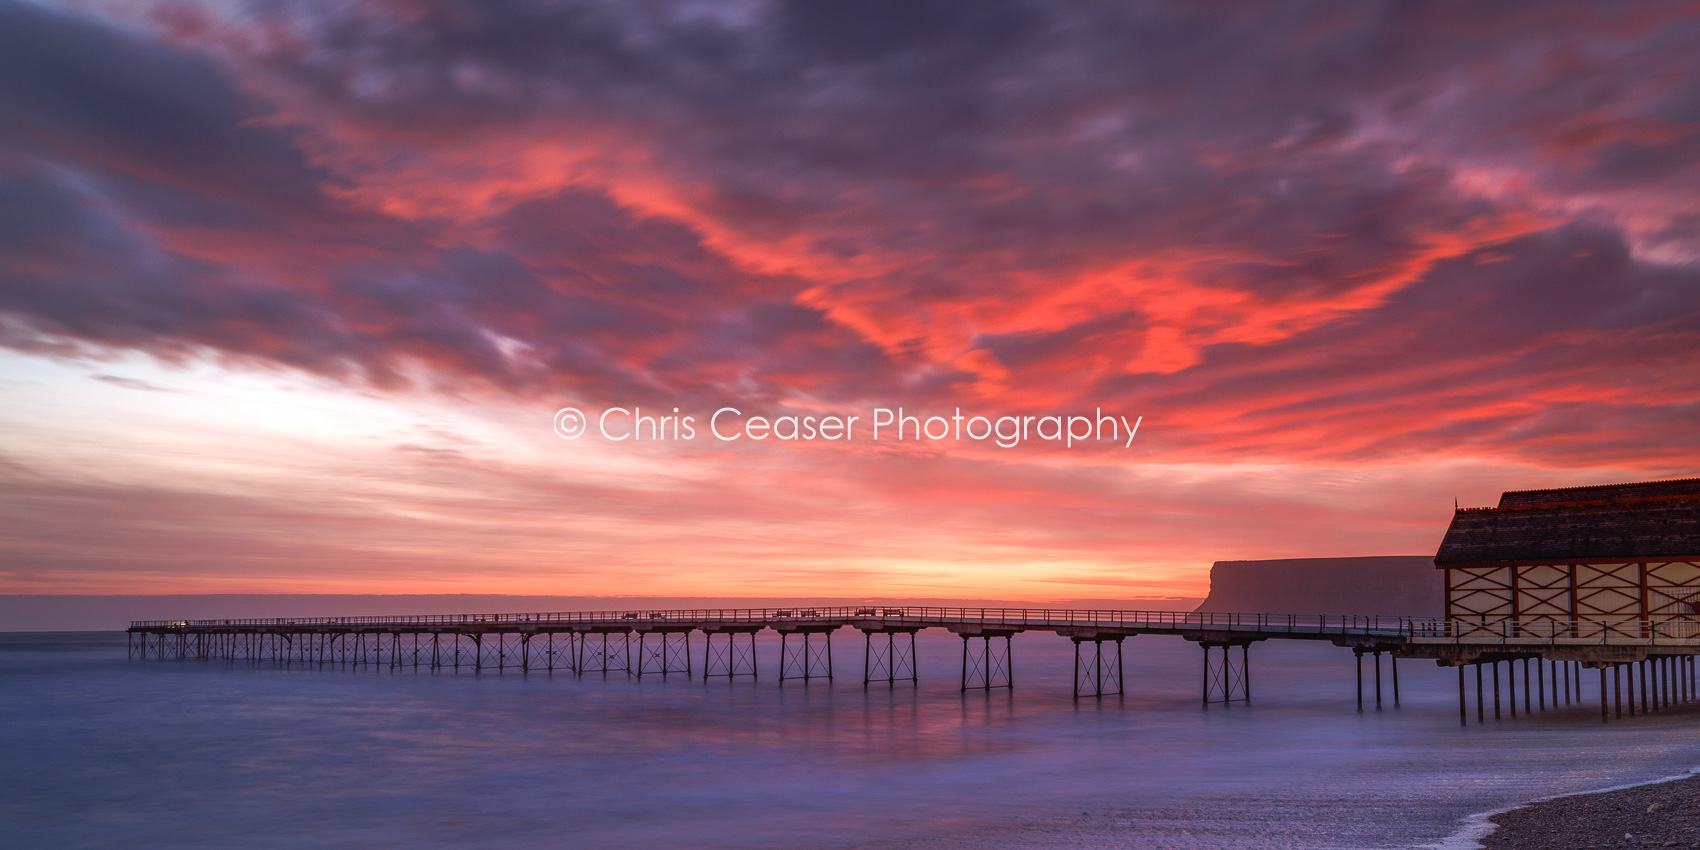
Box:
[1,0,1698,596]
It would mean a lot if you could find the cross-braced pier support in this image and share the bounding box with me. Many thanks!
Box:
[537,631,573,673]
[635,629,692,679]
[1204,642,1251,706]
[778,628,835,684]
[1071,636,1123,699]
[949,627,1015,691]
[576,630,632,676]
[860,628,918,688]
[958,632,1013,691]
[702,627,760,679]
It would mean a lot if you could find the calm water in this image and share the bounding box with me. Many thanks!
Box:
[4,630,1700,849]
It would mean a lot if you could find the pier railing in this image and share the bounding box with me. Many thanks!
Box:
[127,609,1700,645]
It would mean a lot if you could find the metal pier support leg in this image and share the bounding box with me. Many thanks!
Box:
[1507,660,1516,718]
[1202,643,1209,705]
[1493,662,1501,719]
[1077,640,1086,700]
[1615,664,1623,718]
[1629,662,1638,716]
[1242,643,1249,702]
[960,635,968,692]
[1639,661,1647,714]
[1537,657,1545,710]
[1523,658,1532,713]
[1459,665,1467,726]
[1076,637,1124,700]
[959,633,1013,692]
[863,632,872,689]
[703,635,765,680]
[1391,653,1398,707]
[1356,650,1363,713]
[860,630,916,688]
[1477,662,1485,722]
[1602,666,1609,722]
[1221,646,1229,708]
[780,630,834,684]
[1374,651,1383,711]
[1653,660,1661,710]
[705,630,760,679]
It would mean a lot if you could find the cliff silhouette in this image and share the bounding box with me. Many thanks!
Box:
[1194,556,1441,617]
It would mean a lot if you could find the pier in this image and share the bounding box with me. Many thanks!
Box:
[128,607,1700,720]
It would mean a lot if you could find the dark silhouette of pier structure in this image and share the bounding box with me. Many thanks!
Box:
[128,606,1700,719]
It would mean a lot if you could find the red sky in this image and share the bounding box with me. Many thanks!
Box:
[1,1,1698,598]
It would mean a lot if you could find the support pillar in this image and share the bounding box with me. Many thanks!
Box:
[1507,659,1516,718]
[1615,664,1624,718]
[1069,637,1123,699]
[959,633,1013,691]
[1356,650,1363,713]
[1530,656,1543,710]
[779,630,834,684]
[635,630,692,679]
[1391,653,1399,707]
[705,630,761,680]
[1601,665,1609,722]
[1537,657,1545,710]
[1493,661,1501,719]
[1374,651,1383,711]
[1458,665,1467,726]
[577,631,632,676]
[1202,642,1250,705]
[1476,662,1485,722]
[860,629,917,688]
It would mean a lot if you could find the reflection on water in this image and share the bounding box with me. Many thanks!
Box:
[4,630,1699,849]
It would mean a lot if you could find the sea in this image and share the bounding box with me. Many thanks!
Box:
[5,629,1699,849]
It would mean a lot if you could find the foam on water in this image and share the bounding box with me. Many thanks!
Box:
[5,631,1699,849]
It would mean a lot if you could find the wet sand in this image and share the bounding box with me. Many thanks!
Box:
[1485,774,1700,848]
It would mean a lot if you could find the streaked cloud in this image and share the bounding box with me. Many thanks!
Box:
[2,0,1696,594]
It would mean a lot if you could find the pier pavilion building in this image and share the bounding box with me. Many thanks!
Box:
[1436,478,1700,639]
